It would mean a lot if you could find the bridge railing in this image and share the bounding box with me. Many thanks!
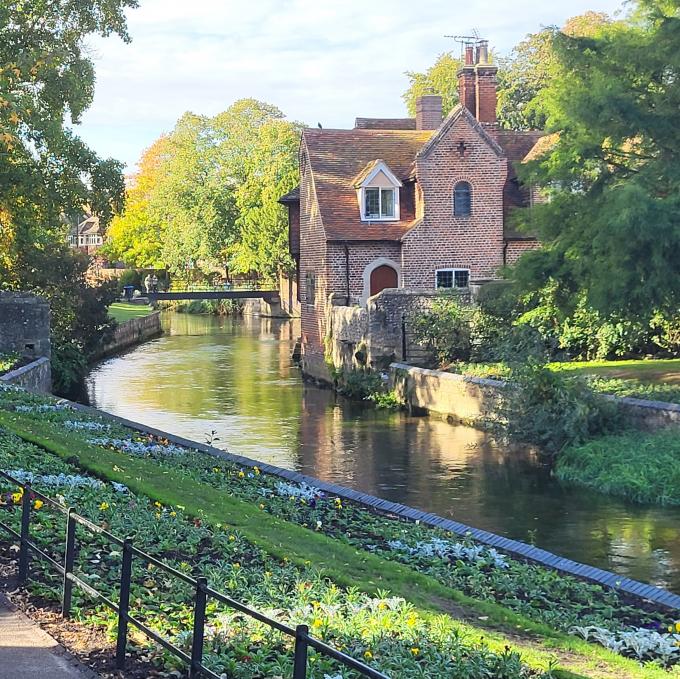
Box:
[168,281,274,293]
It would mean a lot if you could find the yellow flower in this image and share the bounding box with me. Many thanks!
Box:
[170,511,176,517]
[675,621,680,634]
[311,618,323,629]
[259,503,265,510]
[154,512,161,519]
[212,467,220,473]
[233,562,241,569]
[33,499,44,510]
[253,466,260,475]
[363,650,373,660]
[11,492,22,504]
[154,501,162,508]
[406,614,418,627]
[99,501,109,511]
[229,535,236,542]
[238,471,245,478]
[410,647,420,656]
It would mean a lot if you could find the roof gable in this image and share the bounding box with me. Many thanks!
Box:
[352,159,402,188]
[417,105,504,160]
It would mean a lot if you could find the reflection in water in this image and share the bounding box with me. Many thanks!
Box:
[87,313,680,593]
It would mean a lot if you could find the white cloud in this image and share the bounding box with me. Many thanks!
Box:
[76,0,627,169]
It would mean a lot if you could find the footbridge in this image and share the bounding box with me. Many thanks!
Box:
[147,286,285,316]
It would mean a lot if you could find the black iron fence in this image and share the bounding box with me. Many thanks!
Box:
[0,470,389,679]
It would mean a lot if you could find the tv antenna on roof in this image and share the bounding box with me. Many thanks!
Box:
[444,30,482,59]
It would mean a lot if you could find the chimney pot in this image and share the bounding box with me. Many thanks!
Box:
[464,44,474,66]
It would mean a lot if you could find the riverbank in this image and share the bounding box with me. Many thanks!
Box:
[93,310,162,360]
[0,384,678,677]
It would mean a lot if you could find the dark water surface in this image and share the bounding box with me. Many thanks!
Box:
[87,313,680,593]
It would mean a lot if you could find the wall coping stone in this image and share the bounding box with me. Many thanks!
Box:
[0,357,50,383]
[59,396,680,613]
[391,361,680,416]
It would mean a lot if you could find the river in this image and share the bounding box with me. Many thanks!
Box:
[86,312,680,593]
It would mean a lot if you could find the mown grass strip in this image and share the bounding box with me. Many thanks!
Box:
[0,409,671,679]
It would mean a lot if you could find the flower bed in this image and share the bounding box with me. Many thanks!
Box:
[0,428,541,679]
[1,384,679,676]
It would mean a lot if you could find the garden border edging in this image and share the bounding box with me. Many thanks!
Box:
[61,398,680,613]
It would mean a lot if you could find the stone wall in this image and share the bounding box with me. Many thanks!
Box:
[0,292,51,360]
[390,362,680,431]
[315,288,462,381]
[0,357,51,393]
[94,312,162,359]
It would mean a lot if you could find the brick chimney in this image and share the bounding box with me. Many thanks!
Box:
[457,43,476,114]
[474,40,498,125]
[415,94,443,130]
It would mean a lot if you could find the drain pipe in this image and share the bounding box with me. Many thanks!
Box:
[502,240,509,267]
[343,243,350,305]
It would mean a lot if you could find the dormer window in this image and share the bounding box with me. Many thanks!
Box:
[354,159,401,222]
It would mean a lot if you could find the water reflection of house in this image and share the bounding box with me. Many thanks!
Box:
[67,214,104,254]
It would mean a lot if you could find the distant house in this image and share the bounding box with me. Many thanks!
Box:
[278,40,544,378]
[67,214,104,255]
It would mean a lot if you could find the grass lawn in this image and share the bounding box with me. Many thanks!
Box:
[551,358,680,384]
[108,302,154,323]
[0,389,679,677]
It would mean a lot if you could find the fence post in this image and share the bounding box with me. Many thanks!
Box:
[401,313,407,362]
[62,508,76,617]
[189,576,207,678]
[116,538,133,669]
[18,483,31,582]
[293,624,309,679]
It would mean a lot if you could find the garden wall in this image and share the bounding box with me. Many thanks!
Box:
[320,289,451,379]
[390,362,680,430]
[0,357,51,393]
[94,312,162,359]
[0,291,51,360]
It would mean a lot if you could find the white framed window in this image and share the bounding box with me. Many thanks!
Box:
[435,268,470,289]
[364,187,397,220]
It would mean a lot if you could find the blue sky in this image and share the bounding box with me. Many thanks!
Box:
[78,0,627,170]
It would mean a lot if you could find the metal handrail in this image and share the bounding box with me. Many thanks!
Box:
[0,470,390,679]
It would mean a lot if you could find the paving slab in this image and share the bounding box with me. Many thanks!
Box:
[0,594,91,678]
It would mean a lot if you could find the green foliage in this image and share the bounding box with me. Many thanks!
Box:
[512,0,680,318]
[118,269,142,290]
[588,376,680,405]
[336,369,384,400]
[0,351,19,373]
[411,295,477,366]
[402,52,462,117]
[106,99,302,281]
[490,362,624,458]
[172,299,242,315]
[556,430,680,506]
[367,390,403,409]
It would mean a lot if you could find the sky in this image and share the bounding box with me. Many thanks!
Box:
[78,0,627,171]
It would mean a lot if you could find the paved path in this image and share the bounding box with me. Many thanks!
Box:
[0,595,91,678]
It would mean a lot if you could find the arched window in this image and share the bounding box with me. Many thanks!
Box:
[453,181,472,217]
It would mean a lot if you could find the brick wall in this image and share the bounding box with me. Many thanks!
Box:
[403,114,507,287]
[505,240,539,266]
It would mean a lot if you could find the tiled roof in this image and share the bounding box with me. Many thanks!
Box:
[278,186,300,203]
[303,128,433,241]
[494,129,545,162]
[354,118,416,130]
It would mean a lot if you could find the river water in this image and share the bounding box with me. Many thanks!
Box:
[86,313,680,593]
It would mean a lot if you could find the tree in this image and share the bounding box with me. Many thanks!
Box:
[402,52,462,117]
[497,13,610,130]
[105,135,172,268]
[512,0,680,319]
[0,0,136,393]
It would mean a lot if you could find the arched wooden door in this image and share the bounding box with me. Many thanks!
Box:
[370,264,398,297]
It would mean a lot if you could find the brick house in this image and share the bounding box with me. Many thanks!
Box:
[280,41,544,379]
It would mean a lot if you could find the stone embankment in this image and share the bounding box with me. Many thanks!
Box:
[390,362,680,430]
[93,312,162,359]
[0,357,52,393]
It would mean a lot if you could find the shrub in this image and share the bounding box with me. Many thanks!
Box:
[337,370,384,400]
[490,362,624,458]
[411,295,476,366]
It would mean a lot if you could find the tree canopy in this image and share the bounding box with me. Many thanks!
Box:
[106,99,302,281]
[512,0,680,318]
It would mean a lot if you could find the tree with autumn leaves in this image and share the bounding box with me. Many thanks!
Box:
[106,100,302,282]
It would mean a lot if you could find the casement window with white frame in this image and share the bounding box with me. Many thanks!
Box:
[355,160,401,222]
[435,268,470,289]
